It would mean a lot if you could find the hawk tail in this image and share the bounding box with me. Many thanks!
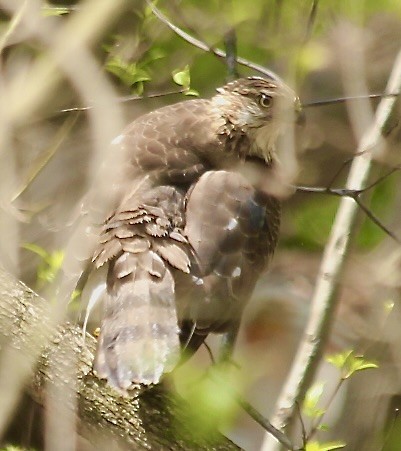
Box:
[94,250,180,390]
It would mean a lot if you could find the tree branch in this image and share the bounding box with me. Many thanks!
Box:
[261,48,401,450]
[295,166,401,244]
[0,266,241,450]
[147,1,282,81]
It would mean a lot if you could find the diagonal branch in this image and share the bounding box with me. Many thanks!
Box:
[261,48,401,450]
[147,1,282,81]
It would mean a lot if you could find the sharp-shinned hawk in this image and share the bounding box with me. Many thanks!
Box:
[88,76,300,391]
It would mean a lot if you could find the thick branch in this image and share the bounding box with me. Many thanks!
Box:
[0,266,240,450]
[261,48,401,450]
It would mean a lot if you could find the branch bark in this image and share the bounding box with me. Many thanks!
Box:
[261,48,401,450]
[0,266,241,450]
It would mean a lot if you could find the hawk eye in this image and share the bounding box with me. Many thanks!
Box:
[259,94,273,108]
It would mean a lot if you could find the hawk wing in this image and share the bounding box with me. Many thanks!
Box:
[180,170,281,348]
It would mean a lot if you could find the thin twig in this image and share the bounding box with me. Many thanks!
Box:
[306,379,344,441]
[208,370,296,451]
[261,48,401,450]
[236,396,297,451]
[303,92,399,108]
[56,88,187,114]
[295,166,401,243]
[0,0,27,53]
[12,113,79,201]
[326,153,364,189]
[147,1,282,81]
[353,197,401,243]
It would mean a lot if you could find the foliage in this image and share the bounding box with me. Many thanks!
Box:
[172,65,199,96]
[22,243,79,301]
[22,243,64,291]
[173,366,240,440]
[300,351,379,448]
[326,350,378,380]
[305,441,346,451]
[303,382,326,420]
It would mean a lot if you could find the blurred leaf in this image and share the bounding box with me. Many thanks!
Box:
[22,243,48,260]
[1,444,35,450]
[185,88,200,97]
[326,350,353,370]
[139,47,165,66]
[303,382,326,419]
[42,5,72,17]
[23,244,64,290]
[384,299,395,314]
[305,440,346,451]
[297,43,329,73]
[106,56,151,89]
[174,366,240,441]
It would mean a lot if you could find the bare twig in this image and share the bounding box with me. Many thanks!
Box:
[353,197,401,243]
[208,370,296,451]
[12,113,80,202]
[236,396,296,451]
[303,92,399,108]
[295,166,401,243]
[55,88,188,115]
[306,379,344,441]
[261,48,401,450]
[146,1,282,81]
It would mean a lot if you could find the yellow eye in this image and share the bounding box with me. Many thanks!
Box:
[259,94,273,108]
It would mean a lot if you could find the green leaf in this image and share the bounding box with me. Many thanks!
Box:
[305,440,346,451]
[173,366,240,440]
[139,47,165,67]
[23,244,64,289]
[106,57,151,89]
[42,6,72,17]
[184,88,199,97]
[326,350,353,369]
[22,243,49,260]
[303,382,326,419]
[172,65,191,89]
[326,350,378,379]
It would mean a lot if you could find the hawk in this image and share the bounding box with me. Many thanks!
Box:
[88,76,300,390]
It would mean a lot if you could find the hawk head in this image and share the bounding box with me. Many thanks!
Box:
[212,76,302,162]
